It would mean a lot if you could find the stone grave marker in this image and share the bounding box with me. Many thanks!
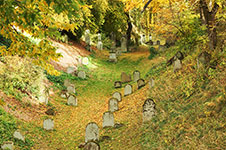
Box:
[173,58,182,72]
[84,142,100,150]
[67,66,76,74]
[82,57,89,65]
[85,122,99,143]
[109,53,117,62]
[149,78,155,89]
[133,70,140,82]
[143,98,156,123]
[78,71,86,79]
[116,49,121,56]
[85,30,91,45]
[121,36,127,52]
[157,40,160,45]
[137,79,145,89]
[140,34,145,45]
[97,33,101,41]
[108,98,118,112]
[43,119,54,130]
[13,131,25,142]
[124,84,133,96]
[114,81,122,88]
[60,90,68,98]
[67,85,75,94]
[67,95,77,106]
[102,111,114,128]
[112,92,122,102]
[64,79,70,87]
[121,72,131,83]
[97,41,103,50]
[1,141,14,150]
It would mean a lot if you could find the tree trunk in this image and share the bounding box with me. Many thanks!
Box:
[200,0,219,50]
[125,12,132,52]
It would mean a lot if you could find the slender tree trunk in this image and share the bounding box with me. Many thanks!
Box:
[200,0,219,50]
[125,12,132,52]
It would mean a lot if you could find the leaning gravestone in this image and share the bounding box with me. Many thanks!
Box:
[133,70,140,82]
[85,122,99,143]
[137,79,145,89]
[67,85,75,94]
[112,92,122,102]
[102,111,114,128]
[124,84,133,96]
[84,142,100,150]
[121,36,127,52]
[78,71,86,79]
[108,98,118,112]
[1,141,14,150]
[67,66,76,74]
[109,53,117,62]
[173,58,182,72]
[143,98,156,123]
[67,95,77,106]
[121,72,132,83]
[149,78,155,89]
[114,81,122,88]
[13,131,25,142]
[43,119,54,130]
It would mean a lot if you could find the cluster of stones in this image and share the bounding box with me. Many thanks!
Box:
[1,131,25,150]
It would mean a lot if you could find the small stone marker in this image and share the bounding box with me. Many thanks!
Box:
[114,81,122,88]
[124,84,133,96]
[64,79,70,87]
[43,119,54,130]
[121,72,132,83]
[67,85,75,94]
[121,36,127,52]
[78,71,86,79]
[85,122,99,143]
[84,142,100,150]
[112,92,122,102]
[137,79,145,89]
[67,95,77,106]
[67,66,76,74]
[102,111,114,128]
[149,78,155,89]
[173,58,182,72]
[109,53,117,62]
[13,131,25,142]
[108,98,118,112]
[82,57,89,65]
[1,141,14,150]
[143,98,156,122]
[133,70,140,82]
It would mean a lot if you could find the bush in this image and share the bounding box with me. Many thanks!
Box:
[148,47,158,60]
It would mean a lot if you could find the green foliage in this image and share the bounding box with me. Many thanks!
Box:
[148,46,158,60]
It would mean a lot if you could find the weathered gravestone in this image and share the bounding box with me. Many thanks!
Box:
[121,36,127,52]
[64,79,71,87]
[67,85,75,94]
[102,111,114,128]
[140,34,145,45]
[148,78,155,89]
[97,41,103,50]
[43,119,54,130]
[124,84,133,96]
[13,131,25,142]
[67,66,76,74]
[97,33,101,41]
[84,142,100,150]
[133,70,140,82]
[85,122,99,143]
[137,79,145,89]
[82,57,89,65]
[114,81,122,88]
[121,72,132,83]
[109,53,117,62]
[78,71,86,79]
[173,58,182,72]
[143,98,156,123]
[67,95,77,106]
[1,141,14,150]
[85,29,91,51]
[112,92,122,102]
[108,98,118,112]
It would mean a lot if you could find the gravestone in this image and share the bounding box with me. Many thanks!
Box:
[97,41,103,50]
[175,51,184,60]
[67,95,77,106]
[114,81,122,88]
[108,98,118,112]
[121,36,127,52]
[84,142,100,150]
[78,71,86,79]
[137,79,145,89]
[140,34,145,44]
[133,70,140,82]
[149,78,155,89]
[43,119,54,130]
[124,84,133,96]
[64,79,70,87]
[97,33,101,41]
[173,58,182,72]
[116,49,121,56]
[156,40,160,45]
[67,85,75,94]
[82,57,89,65]
[143,98,156,122]
[13,131,25,142]
[67,67,76,74]
[109,53,117,62]
[85,122,99,143]
[112,92,122,102]
[102,111,114,128]
[60,90,68,98]
[1,141,14,150]
[85,29,91,51]
[121,72,131,83]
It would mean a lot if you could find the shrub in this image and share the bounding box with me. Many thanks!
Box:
[148,47,158,60]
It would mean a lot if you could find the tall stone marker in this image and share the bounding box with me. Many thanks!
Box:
[121,36,127,52]
[85,29,91,51]
[133,70,140,82]
[97,41,103,50]
[108,98,118,112]
[67,95,77,106]
[112,92,122,102]
[43,119,54,131]
[85,122,99,143]
[84,142,100,150]
[137,79,145,89]
[143,98,156,123]
[102,111,114,128]
[124,84,133,96]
